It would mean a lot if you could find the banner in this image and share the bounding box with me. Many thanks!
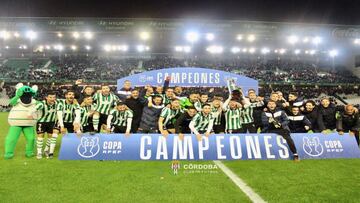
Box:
[59,133,360,160]
[117,67,258,93]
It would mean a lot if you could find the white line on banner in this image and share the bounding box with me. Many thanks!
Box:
[213,160,267,203]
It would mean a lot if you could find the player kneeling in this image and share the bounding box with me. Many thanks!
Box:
[106,102,133,136]
[189,104,215,141]
[35,92,58,159]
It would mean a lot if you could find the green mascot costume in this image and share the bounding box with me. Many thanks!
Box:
[4,83,38,159]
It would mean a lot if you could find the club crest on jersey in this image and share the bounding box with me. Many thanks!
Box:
[77,136,100,158]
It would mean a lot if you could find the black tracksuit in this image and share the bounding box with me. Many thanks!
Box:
[125,97,146,133]
[118,87,133,101]
[261,109,297,155]
[139,105,163,133]
[284,98,304,114]
[250,99,265,130]
[303,107,320,132]
[288,113,312,133]
[174,112,194,134]
[336,112,360,145]
[318,104,342,131]
[73,84,93,104]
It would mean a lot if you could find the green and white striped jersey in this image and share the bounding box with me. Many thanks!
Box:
[93,92,119,115]
[160,107,182,127]
[211,106,222,126]
[36,101,57,123]
[56,99,80,123]
[191,112,214,132]
[240,106,254,124]
[241,101,264,124]
[161,94,172,106]
[109,109,133,127]
[194,102,203,111]
[224,108,242,130]
[80,105,94,126]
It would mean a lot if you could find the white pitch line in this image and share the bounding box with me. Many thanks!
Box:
[213,160,267,203]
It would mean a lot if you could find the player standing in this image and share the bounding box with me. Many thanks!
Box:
[92,84,119,132]
[35,92,58,159]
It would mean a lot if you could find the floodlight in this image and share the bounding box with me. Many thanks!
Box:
[72,32,80,39]
[25,30,37,40]
[140,32,150,41]
[84,32,93,40]
[236,34,243,41]
[312,36,322,45]
[186,32,199,43]
[329,49,338,57]
[231,47,241,54]
[247,34,256,42]
[261,47,270,54]
[288,35,299,44]
[206,33,215,41]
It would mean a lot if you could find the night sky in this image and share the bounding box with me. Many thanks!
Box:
[0,0,359,25]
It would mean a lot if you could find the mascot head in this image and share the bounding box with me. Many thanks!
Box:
[15,83,38,105]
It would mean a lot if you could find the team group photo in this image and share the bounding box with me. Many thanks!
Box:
[1,0,360,202]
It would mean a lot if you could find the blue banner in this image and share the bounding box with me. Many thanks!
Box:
[117,67,258,93]
[59,133,360,160]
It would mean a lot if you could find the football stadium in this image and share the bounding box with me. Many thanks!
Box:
[1,3,360,202]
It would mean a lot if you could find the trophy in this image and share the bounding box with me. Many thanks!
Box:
[227,78,242,101]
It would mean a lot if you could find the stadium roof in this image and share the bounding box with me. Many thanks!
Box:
[0,17,359,39]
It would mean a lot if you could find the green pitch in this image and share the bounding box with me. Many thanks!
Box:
[1,112,360,203]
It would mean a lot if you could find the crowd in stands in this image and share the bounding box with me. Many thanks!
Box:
[0,55,360,84]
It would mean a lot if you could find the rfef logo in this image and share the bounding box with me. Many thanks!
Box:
[303,136,324,157]
[77,136,100,158]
